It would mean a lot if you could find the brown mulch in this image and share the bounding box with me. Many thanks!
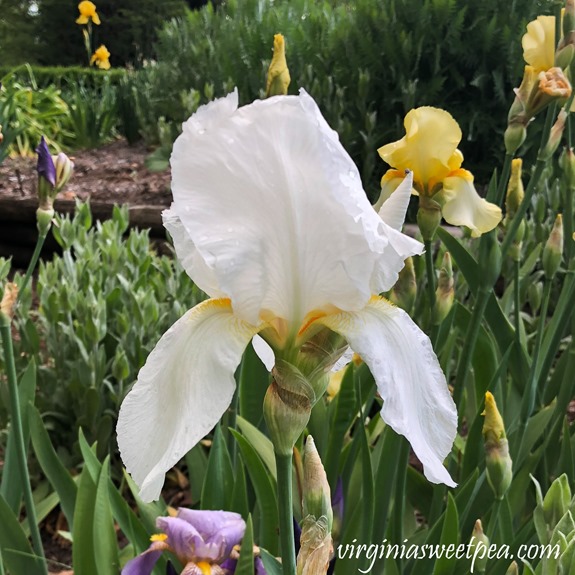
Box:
[0,139,172,207]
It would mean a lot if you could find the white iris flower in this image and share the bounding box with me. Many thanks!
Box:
[117,89,457,502]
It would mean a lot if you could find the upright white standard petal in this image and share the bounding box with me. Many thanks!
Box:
[117,299,259,501]
[378,171,413,231]
[318,297,457,487]
[170,90,416,328]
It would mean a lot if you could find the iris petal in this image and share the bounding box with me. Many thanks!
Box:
[318,297,457,487]
[117,299,260,501]
[441,169,502,237]
[170,90,414,328]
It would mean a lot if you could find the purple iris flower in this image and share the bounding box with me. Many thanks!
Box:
[35,136,56,188]
[123,509,246,575]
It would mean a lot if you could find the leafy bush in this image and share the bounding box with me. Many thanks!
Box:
[60,77,118,149]
[0,65,127,89]
[147,0,553,196]
[4,203,204,460]
[0,67,72,157]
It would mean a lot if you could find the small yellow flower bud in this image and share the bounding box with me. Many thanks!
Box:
[505,561,519,575]
[543,214,564,278]
[432,252,454,325]
[506,159,525,218]
[0,283,19,321]
[266,34,291,97]
[469,519,490,574]
[482,392,513,500]
[389,256,417,313]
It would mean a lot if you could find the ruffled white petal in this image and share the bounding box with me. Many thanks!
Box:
[170,89,416,327]
[163,207,225,298]
[318,297,457,486]
[117,299,259,501]
[441,170,502,237]
[378,171,413,230]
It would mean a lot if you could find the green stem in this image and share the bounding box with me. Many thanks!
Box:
[487,499,502,542]
[0,318,47,573]
[453,288,490,408]
[275,452,296,575]
[513,259,521,340]
[523,279,552,419]
[16,230,48,306]
[424,240,439,342]
[495,153,513,207]
[424,239,436,308]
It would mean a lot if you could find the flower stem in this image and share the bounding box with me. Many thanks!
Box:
[0,317,47,573]
[453,288,490,408]
[495,153,513,207]
[520,279,552,425]
[276,451,297,575]
[17,230,49,306]
[424,240,436,307]
[487,498,502,541]
[513,260,521,340]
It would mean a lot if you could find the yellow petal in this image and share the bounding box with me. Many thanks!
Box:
[441,169,502,237]
[522,15,556,72]
[76,14,89,24]
[378,107,462,193]
[92,12,101,25]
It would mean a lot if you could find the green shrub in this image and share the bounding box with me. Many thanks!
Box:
[0,65,127,89]
[0,67,72,157]
[147,0,553,196]
[5,203,205,460]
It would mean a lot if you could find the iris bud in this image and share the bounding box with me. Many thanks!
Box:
[298,438,333,575]
[469,519,490,574]
[266,34,291,97]
[543,214,564,278]
[433,252,454,325]
[389,256,417,313]
[417,196,442,242]
[482,392,513,500]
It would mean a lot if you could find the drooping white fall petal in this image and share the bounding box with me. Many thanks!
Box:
[319,297,457,486]
[117,299,259,501]
[170,89,422,328]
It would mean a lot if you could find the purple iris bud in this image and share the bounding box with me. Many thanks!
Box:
[122,509,247,575]
[35,136,56,188]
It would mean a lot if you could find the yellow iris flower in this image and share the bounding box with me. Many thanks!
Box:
[76,1,101,25]
[522,15,556,73]
[378,107,502,238]
[90,45,111,70]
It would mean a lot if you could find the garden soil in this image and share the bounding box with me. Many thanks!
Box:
[0,138,172,207]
